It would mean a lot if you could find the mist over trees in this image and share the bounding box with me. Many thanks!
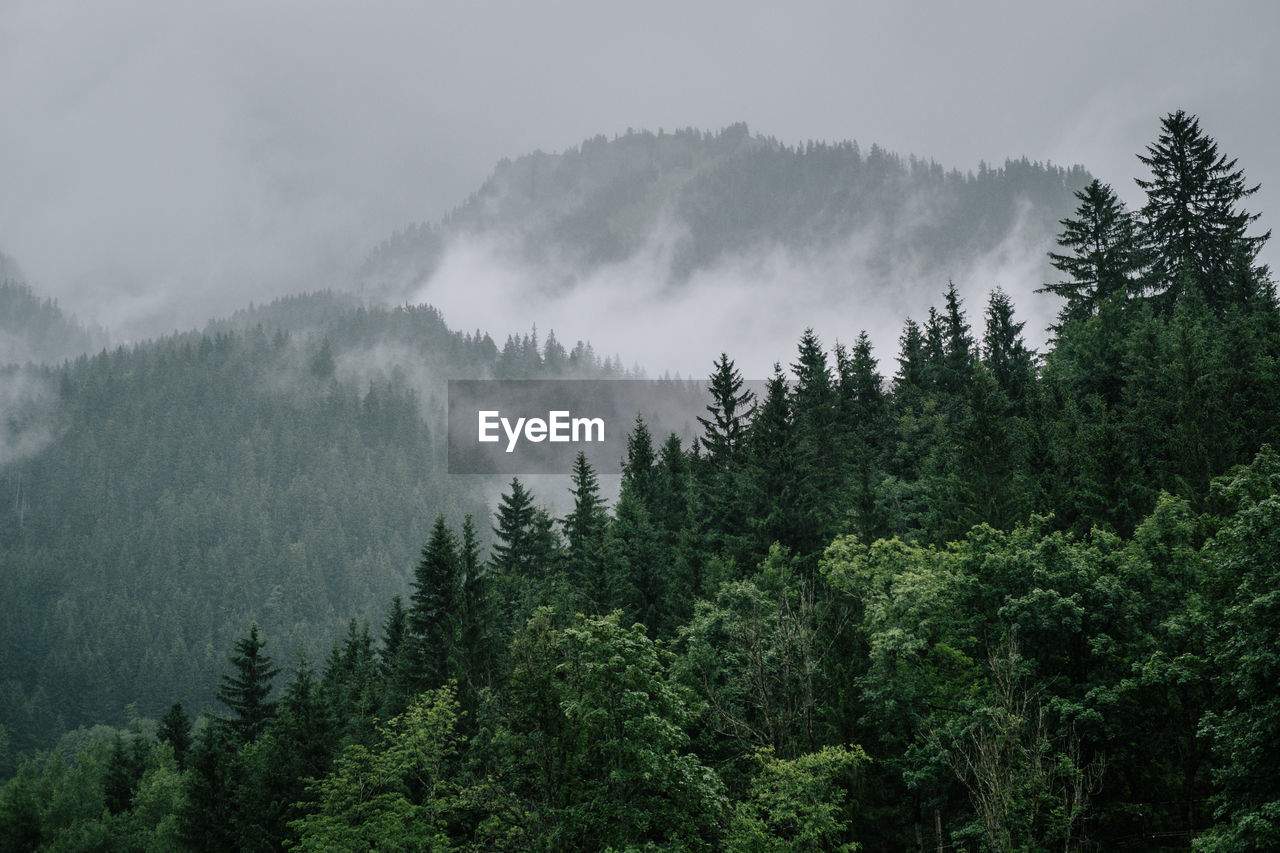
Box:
[0,281,107,365]
[360,123,1088,304]
[2,111,1279,850]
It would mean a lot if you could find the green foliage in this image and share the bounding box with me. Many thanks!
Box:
[290,685,461,852]
[484,609,726,851]
[1136,110,1270,311]
[1196,448,1280,852]
[156,702,192,769]
[675,545,827,770]
[1041,178,1145,328]
[216,623,280,745]
[8,110,1280,850]
[725,745,868,852]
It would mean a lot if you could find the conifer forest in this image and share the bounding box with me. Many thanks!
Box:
[2,110,1279,851]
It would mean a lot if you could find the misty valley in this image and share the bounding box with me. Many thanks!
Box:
[2,113,1280,851]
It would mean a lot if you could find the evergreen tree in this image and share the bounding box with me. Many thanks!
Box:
[406,514,463,692]
[1041,179,1145,328]
[216,624,280,744]
[234,656,335,851]
[698,352,755,462]
[103,734,148,815]
[939,282,975,398]
[744,365,794,558]
[157,701,193,769]
[491,479,561,639]
[457,513,495,697]
[379,594,407,680]
[378,594,411,716]
[322,620,381,748]
[837,332,889,543]
[789,329,841,562]
[178,723,239,851]
[1136,110,1270,311]
[490,478,538,577]
[621,415,658,513]
[562,451,608,600]
[922,307,947,394]
[981,288,1036,413]
[696,353,756,572]
[893,318,928,399]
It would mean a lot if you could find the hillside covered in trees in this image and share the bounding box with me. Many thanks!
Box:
[359,123,1089,302]
[0,293,625,774]
[2,111,1279,850]
[0,281,107,366]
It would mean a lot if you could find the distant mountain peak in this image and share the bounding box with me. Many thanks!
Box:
[360,126,1090,304]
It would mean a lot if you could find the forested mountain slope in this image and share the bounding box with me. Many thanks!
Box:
[0,293,617,768]
[360,123,1090,300]
[2,111,1279,851]
[0,281,107,366]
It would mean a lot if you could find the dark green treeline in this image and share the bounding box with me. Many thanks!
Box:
[3,110,1279,851]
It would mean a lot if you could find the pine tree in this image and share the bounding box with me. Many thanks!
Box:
[744,364,794,558]
[789,329,841,561]
[982,288,1036,413]
[621,416,658,513]
[922,307,947,392]
[178,723,239,851]
[940,282,975,397]
[379,594,407,681]
[695,353,756,572]
[216,623,280,744]
[698,352,755,462]
[379,595,411,715]
[1041,179,1145,328]
[323,620,382,747]
[490,478,538,577]
[892,318,928,399]
[1136,110,1270,311]
[458,513,495,698]
[157,701,193,769]
[837,332,889,542]
[103,733,148,814]
[562,452,608,598]
[407,514,462,692]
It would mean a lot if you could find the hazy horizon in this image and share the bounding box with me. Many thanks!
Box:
[3,0,1277,369]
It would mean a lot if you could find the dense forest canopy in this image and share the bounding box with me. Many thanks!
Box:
[2,111,1279,851]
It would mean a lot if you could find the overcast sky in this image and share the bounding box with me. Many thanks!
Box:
[2,0,1277,342]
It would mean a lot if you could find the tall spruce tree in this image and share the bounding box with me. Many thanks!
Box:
[216,623,280,744]
[696,353,756,570]
[745,364,794,558]
[1041,179,1145,328]
[789,329,841,561]
[837,331,889,543]
[982,288,1036,413]
[157,701,193,769]
[1136,110,1270,311]
[562,452,608,604]
[457,513,494,697]
[698,352,755,462]
[940,282,976,398]
[407,514,462,692]
[490,478,538,577]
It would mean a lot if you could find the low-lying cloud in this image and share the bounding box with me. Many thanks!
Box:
[408,208,1057,380]
[0,368,59,469]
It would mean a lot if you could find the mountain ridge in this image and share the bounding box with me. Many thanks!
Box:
[360,123,1091,306]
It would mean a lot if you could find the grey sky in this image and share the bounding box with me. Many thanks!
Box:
[2,0,1276,342]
